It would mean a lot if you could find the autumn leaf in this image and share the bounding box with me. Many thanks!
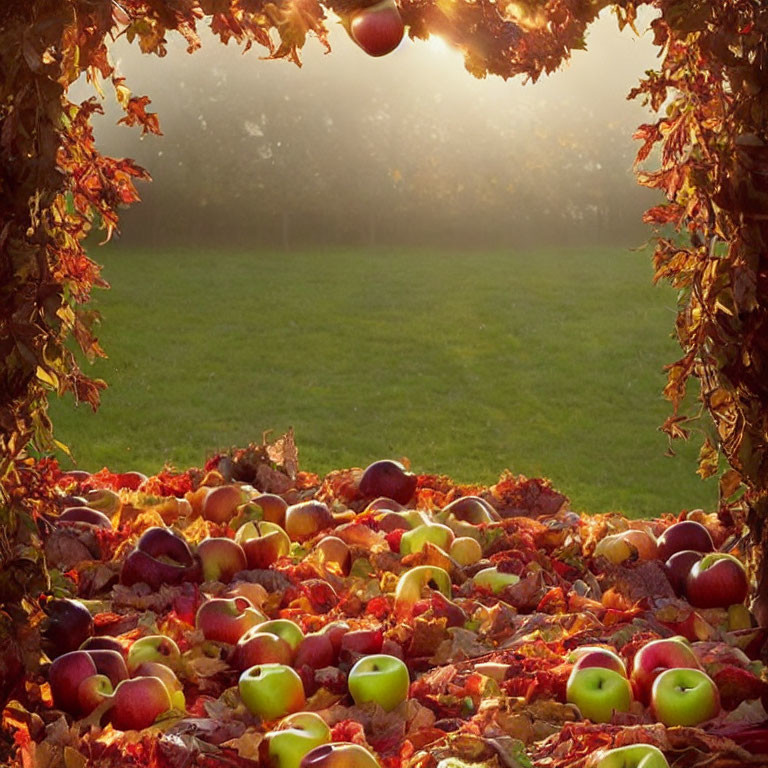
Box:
[117,96,162,136]
[697,437,720,479]
[264,0,330,63]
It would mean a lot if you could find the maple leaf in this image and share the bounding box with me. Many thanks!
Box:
[117,96,162,136]
[264,0,330,64]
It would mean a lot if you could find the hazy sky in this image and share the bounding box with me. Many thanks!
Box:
[78,6,663,246]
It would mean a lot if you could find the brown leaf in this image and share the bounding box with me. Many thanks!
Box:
[265,428,299,479]
[698,437,720,479]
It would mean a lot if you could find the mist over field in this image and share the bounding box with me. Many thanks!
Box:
[80,8,661,249]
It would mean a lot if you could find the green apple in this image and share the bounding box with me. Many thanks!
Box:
[394,565,452,616]
[631,636,701,705]
[566,666,633,723]
[449,537,483,566]
[650,667,720,726]
[440,516,483,541]
[127,635,181,673]
[256,619,305,653]
[239,664,307,721]
[262,712,331,768]
[347,654,409,711]
[85,488,121,516]
[593,744,669,768]
[472,566,520,594]
[400,522,454,555]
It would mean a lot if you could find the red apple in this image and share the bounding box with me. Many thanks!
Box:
[233,629,294,671]
[318,621,350,660]
[686,553,749,609]
[120,548,198,591]
[375,511,411,533]
[425,590,467,628]
[80,636,126,656]
[132,661,186,710]
[49,650,98,715]
[251,493,289,527]
[237,521,291,569]
[203,485,247,524]
[631,637,701,704]
[294,633,335,670]
[58,506,113,529]
[285,501,333,542]
[358,460,416,504]
[136,526,194,566]
[664,550,704,597]
[349,0,405,58]
[58,494,88,507]
[60,469,91,485]
[77,673,113,715]
[340,627,383,658]
[314,536,351,575]
[227,580,269,610]
[442,496,499,524]
[569,647,627,678]
[197,537,247,583]
[85,649,129,687]
[364,497,404,514]
[196,597,265,645]
[121,526,199,590]
[41,597,94,658]
[110,676,172,730]
[657,520,714,562]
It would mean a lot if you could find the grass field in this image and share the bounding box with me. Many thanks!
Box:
[48,245,718,518]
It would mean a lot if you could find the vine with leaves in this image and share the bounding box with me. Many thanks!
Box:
[0,0,767,667]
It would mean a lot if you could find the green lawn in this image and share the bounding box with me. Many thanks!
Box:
[48,245,717,518]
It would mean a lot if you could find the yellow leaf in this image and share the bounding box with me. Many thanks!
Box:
[54,440,74,461]
[221,730,263,761]
[697,437,719,479]
[64,746,87,768]
[115,83,132,108]
[36,365,59,389]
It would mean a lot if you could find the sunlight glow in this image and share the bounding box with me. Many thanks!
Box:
[424,35,451,54]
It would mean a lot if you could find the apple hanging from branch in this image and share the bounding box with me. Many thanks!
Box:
[348,0,405,57]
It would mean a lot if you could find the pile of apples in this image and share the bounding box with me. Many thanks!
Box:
[38,457,766,768]
[594,518,749,610]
